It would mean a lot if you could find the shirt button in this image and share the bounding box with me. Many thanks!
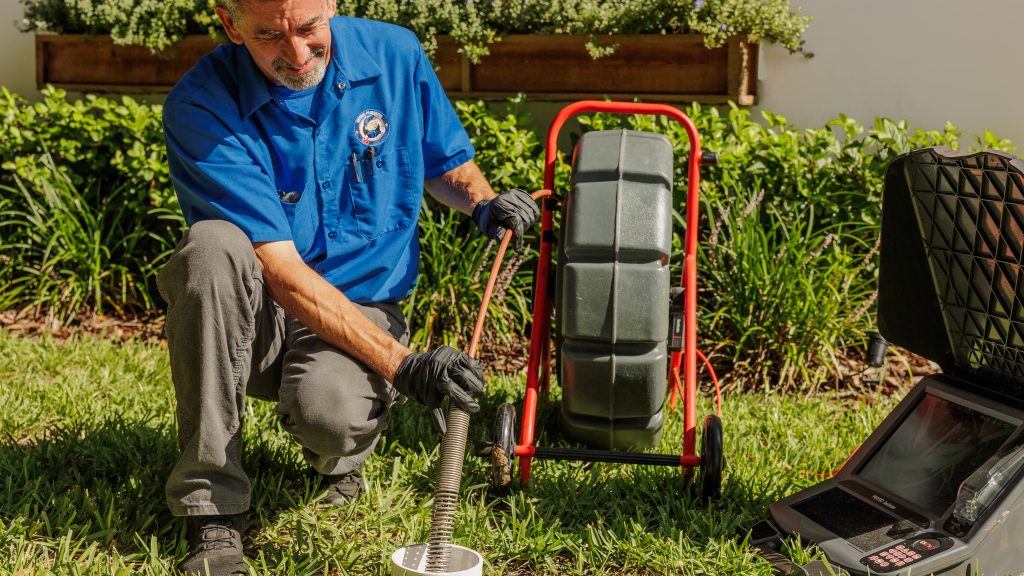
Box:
[321,180,331,188]
[337,81,346,90]
[327,231,337,239]
[376,160,384,168]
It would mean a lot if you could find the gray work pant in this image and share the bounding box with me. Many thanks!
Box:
[156,220,408,516]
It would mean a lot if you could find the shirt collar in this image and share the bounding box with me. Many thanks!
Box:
[329,17,384,86]
[237,48,274,119]
[236,16,383,120]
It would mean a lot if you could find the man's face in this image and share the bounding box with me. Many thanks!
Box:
[217,0,337,90]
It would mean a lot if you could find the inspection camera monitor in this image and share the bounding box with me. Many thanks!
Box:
[767,148,1024,576]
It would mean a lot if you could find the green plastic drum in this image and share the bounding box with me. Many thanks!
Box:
[557,129,674,450]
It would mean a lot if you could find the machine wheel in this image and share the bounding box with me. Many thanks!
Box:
[490,403,517,494]
[698,415,724,501]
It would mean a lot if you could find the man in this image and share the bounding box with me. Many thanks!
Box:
[158,0,539,574]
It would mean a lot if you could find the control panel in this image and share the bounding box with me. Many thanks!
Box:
[860,533,953,573]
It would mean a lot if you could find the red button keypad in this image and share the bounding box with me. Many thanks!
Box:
[860,533,952,573]
[864,545,923,571]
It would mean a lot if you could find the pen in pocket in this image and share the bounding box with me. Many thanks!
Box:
[351,152,363,183]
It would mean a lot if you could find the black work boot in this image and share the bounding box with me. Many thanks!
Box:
[176,513,247,576]
[321,470,367,506]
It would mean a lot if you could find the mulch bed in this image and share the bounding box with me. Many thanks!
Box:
[1,309,938,396]
[0,310,166,344]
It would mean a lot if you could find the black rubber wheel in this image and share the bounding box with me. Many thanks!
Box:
[490,403,517,494]
[699,414,724,501]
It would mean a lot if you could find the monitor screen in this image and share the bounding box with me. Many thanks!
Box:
[856,393,1016,516]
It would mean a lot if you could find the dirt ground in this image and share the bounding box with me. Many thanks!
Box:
[0,309,938,396]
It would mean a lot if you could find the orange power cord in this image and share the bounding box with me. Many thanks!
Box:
[669,348,723,417]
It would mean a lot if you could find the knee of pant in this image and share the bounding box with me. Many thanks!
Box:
[161,220,257,301]
[282,386,388,457]
[184,220,253,265]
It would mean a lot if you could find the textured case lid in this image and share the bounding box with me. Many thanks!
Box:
[878,147,1024,397]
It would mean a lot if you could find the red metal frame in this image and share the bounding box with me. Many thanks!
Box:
[514,101,706,485]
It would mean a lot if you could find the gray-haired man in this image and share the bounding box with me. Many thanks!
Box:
[159,0,538,574]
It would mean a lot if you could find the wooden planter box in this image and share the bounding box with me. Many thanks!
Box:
[36,33,757,104]
[435,34,757,105]
[36,34,219,94]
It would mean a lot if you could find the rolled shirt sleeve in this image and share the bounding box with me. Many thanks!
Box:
[163,101,292,243]
[414,46,474,179]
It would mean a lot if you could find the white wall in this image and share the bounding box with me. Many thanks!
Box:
[1,1,37,98]
[757,0,1024,147]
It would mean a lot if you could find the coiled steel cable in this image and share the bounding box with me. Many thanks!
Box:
[424,406,470,571]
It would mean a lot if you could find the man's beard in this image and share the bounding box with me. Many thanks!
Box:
[272,47,328,90]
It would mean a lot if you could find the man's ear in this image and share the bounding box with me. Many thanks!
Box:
[215,6,245,45]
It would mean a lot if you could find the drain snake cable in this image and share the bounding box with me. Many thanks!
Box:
[424,189,552,572]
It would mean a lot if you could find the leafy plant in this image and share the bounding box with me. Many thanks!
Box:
[0,87,175,211]
[406,200,532,351]
[0,154,176,322]
[698,185,878,391]
[0,87,182,321]
[18,0,812,61]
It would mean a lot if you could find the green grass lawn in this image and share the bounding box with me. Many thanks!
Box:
[0,331,900,575]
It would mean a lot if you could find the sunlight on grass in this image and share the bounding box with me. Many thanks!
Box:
[0,331,900,574]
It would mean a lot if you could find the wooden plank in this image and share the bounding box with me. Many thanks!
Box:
[743,43,759,106]
[468,35,730,95]
[727,38,742,103]
[35,36,45,90]
[445,91,735,104]
[461,54,472,93]
[433,36,462,92]
[36,34,218,91]
[727,39,758,106]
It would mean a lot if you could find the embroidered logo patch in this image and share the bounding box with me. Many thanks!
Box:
[354,109,390,146]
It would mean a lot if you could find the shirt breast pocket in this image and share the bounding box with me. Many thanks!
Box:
[279,187,316,256]
[345,147,417,241]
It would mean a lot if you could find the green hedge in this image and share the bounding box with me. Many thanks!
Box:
[18,0,812,60]
[0,88,180,321]
[0,87,1015,390]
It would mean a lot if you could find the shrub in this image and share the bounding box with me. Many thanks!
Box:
[0,155,176,321]
[18,0,812,60]
[0,87,176,211]
[1,87,1016,390]
[0,87,183,320]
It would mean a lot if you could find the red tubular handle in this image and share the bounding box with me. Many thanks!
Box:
[519,101,705,486]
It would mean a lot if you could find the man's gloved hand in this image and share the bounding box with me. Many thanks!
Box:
[472,188,540,251]
[392,346,485,434]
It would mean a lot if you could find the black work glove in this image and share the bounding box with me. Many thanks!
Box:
[392,346,485,434]
[472,188,540,251]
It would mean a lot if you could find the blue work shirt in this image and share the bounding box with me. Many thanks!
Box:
[163,16,474,303]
